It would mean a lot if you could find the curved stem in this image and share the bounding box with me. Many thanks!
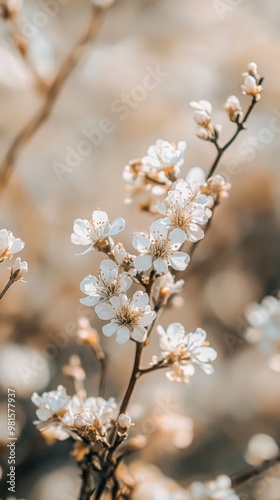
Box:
[119,342,143,415]
[207,79,264,180]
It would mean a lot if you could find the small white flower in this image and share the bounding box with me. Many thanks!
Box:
[144,139,187,174]
[113,243,136,275]
[71,210,125,254]
[242,75,263,101]
[80,259,132,307]
[95,291,156,344]
[10,257,28,282]
[155,180,212,242]
[0,229,25,261]
[152,271,184,307]
[31,385,71,422]
[189,475,239,500]
[186,167,231,207]
[117,413,133,434]
[190,100,212,128]
[157,323,217,383]
[133,220,190,274]
[63,395,118,436]
[224,95,243,122]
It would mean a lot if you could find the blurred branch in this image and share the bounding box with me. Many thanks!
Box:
[0,275,14,300]
[0,5,105,190]
[231,455,280,489]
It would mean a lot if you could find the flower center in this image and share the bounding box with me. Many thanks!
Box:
[150,239,169,258]
[116,304,143,327]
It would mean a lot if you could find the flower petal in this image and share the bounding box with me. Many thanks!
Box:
[168,252,190,271]
[154,257,169,274]
[95,303,115,320]
[102,322,119,337]
[135,254,153,272]
[116,326,130,344]
[109,217,126,236]
[132,325,147,342]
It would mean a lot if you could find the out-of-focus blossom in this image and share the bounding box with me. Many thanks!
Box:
[130,463,189,500]
[155,180,212,242]
[157,323,217,383]
[245,434,279,466]
[32,385,71,422]
[189,475,239,500]
[80,259,132,307]
[95,291,156,343]
[0,229,25,262]
[133,220,189,273]
[242,61,259,80]
[158,414,193,449]
[224,95,243,122]
[144,139,187,177]
[244,295,280,354]
[91,0,115,8]
[190,100,220,141]
[117,413,133,434]
[152,272,184,307]
[10,257,28,282]
[71,210,125,254]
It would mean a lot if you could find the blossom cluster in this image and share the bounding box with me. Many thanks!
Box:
[0,228,28,283]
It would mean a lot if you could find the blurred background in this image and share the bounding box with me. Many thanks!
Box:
[0,0,280,498]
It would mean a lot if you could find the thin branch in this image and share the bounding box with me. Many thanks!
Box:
[98,355,107,398]
[231,455,280,489]
[118,342,143,416]
[207,78,264,180]
[0,5,105,189]
[0,276,14,300]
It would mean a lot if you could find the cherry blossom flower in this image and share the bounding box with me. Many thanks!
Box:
[32,385,71,422]
[224,95,243,122]
[190,100,213,128]
[144,139,187,175]
[10,257,28,282]
[189,475,239,500]
[244,295,280,354]
[157,323,217,383]
[242,64,263,101]
[95,291,156,343]
[186,167,231,207]
[80,259,132,307]
[132,220,189,274]
[0,229,25,262]
[63,395,118,436]
[155,180,212,242]
[71,210,125,254]
[152,271,184,307]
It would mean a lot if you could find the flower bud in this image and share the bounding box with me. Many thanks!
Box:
[10,257,28,282]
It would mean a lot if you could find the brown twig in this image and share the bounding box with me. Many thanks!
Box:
[231,455,280,489]
[0,5,105,189]
[207,79,263,180]
[0,275,14,300]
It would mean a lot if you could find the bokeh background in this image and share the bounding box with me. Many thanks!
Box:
[0,0,280,498]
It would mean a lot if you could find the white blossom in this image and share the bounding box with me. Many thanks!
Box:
[133,220,190,274]
[190,100,212,127]
[31,385,71,422]
[144,139,187,174]
[224,95,243,122]
[10,257,28,282]
[117,413,133,433]
[113,243,136,275]
[155,180,211,242]
[95,291,156,344]
[63,395,118,436]
[189,475,239,500]
[157,323,217,383]
[80,259,132,307]
[244,295,280,354]
[152,271,184,307]
[242,75,262,101]
[186,167,231,207]
[0,229,25,261]
[71,210,125,254]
